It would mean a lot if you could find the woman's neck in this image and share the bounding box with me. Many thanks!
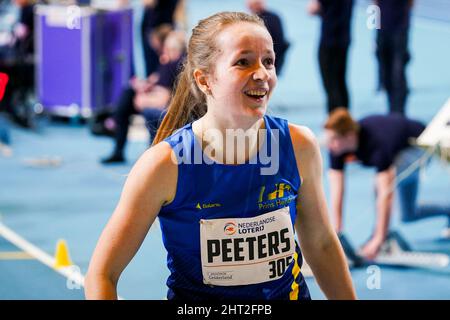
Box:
[192,112,266,165]
[201,111,264,131]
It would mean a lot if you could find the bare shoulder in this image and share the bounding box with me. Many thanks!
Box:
[288,123,323,177]
[126,141,178,205]
[288,123,320,154]
[132,141,176,173]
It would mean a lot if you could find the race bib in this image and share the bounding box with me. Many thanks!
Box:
[200,206,296,286]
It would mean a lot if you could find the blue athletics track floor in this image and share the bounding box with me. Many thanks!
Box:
[0,0,449,299]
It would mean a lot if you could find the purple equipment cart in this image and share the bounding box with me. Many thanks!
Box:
[35,4,133,118]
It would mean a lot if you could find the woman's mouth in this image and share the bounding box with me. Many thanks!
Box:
[244,89,268,103]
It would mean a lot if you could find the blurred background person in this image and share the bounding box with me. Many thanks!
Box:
[0,0,36,128]
[308,0,354,114]
[127,23,173,115]
[141,0,179,77]
[375,0,414,115]
[246,0,290,76]
[13,0,34,57]
[324,108,450,260]
[101,30,186,164]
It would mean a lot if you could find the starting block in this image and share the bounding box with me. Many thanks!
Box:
[338,233,366,268]
[338,231,449,269]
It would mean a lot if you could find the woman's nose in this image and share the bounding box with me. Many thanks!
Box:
[252,63,270,82]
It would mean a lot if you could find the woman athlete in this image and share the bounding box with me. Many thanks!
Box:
[85,12,356,300]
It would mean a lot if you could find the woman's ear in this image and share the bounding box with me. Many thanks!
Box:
[193,69,211,95]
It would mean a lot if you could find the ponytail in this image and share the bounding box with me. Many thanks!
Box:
[152,63,206,145]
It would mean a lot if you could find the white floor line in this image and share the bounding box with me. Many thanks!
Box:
[0,221,124,300]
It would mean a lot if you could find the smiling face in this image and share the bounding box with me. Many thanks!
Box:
[202,22,277,121]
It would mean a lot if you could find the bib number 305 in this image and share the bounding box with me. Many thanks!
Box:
[268,256,293,279]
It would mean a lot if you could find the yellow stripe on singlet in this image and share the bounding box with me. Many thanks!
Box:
[289,252,301,300]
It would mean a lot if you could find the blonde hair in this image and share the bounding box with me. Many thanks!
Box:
[324,107,360,136]
[153,12,265,145]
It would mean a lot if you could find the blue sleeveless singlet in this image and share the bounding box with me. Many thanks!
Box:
[158,115,310,300]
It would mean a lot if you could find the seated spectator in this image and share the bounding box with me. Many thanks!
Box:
[129,24,173,97]
[141,0,179,76]
[101,30,186,164]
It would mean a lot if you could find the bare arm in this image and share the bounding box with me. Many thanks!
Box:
[328,169,345,233]
[84,142,177,299]
[134,86,171,111]
[146,73,160,88]
[289,124,356,299]
[373,167,395,242]
[359,167,395,260]
[130,73,160,93]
